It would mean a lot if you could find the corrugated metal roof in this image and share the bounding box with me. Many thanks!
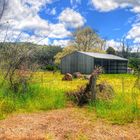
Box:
[78,51,128,61]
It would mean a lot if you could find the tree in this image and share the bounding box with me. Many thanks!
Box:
[119,37,132,58]
[129,58,140,72]
[0,0,7,21]
[106,47,116,55]
[0,42,37,93]
[72,27,105,51]
[36,45,62,68]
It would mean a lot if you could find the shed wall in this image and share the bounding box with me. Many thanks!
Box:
[61,52,94,74]
[61,52,78,74]
[61,52,128,74]
[77,52,94,74]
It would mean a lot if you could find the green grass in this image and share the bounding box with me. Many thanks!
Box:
[89,74,140,124]
[0,72,139,124]
[0,80,66,118]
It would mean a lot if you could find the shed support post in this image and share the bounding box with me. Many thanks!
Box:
[108,60,110,73]
[114,60,116,73]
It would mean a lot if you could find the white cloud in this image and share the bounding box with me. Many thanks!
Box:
[52,39,70,47]
[28,35,50,45]
[35,23,71,38]
[50,8,56,15]
[70,0,81,8]
[1,0,51,33]
[127,23,140,39]
[133,38,140,44]
[48,23,71,38]
[91,0,118,12]
[91,0,140,13]
[0,30,49,45]
[131,6,140,13]
[106,39,121,50]
[59,8,85,28]
[0,0,73,44]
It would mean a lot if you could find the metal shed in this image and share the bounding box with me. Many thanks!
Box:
[61,51,128,74]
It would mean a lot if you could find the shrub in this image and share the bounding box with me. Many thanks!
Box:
[96,82,114,100]
[0,100,16,114]
[129,58,140,71]
[45,64,58,71]
[106,47,116,55]
[67,85,92,106]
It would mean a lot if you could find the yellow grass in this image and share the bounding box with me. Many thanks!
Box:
[32,72,140,106]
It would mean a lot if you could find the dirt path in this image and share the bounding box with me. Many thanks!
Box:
[0,108,139,140]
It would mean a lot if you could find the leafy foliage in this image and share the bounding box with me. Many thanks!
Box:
[0,43,36,93]
[129,58,140,71]
[72,27,105,51]
[106,47,116,55]
[35,45,62,67]
[45,64,58,71]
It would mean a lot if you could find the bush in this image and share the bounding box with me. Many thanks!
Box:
[129,58,140,71]
[45,64,58,71]
[96,82,114,100]
[0,100,16,114]
[106,47,116,55]
[67,85,92,106]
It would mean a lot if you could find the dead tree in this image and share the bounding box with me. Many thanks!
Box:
[88,67,103,101]
[0,0,7,21]
[67,67,103,106]
[0,29,38,93]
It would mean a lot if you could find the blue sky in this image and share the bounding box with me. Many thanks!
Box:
[41,0,135,40]
[1,0,140,50]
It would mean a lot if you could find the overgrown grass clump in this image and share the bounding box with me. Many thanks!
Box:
[0,85,66,119]
[89,74,140,124]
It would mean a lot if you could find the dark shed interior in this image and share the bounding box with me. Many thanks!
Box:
[61,51,128,74]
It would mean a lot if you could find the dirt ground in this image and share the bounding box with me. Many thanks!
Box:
[0,108,139,140]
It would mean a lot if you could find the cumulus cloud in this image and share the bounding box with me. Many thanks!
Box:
[91,0,118,12]
[106,39,121,50]
[70,0,81,8]
[0,29,50,45]
[59,8,85,28]
[127,14,140,44]
[52,39,70,47]
[127,23,140,39]
[91,0,140,13]
[0,0,71,45]
[35,23,71,38]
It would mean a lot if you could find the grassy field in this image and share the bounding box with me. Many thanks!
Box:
[0,72,139,124]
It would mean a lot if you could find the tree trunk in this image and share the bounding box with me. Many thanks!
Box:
[90,75,97,101]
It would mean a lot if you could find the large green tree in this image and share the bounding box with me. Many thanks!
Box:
[36,45,62,67]
[55,27,105,64]
[72,27,105,51]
